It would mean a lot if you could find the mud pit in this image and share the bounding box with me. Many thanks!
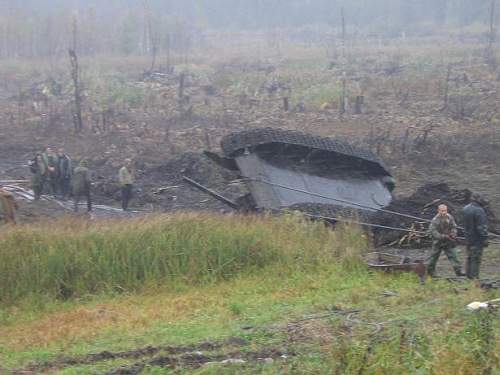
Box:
[13,336,291,375]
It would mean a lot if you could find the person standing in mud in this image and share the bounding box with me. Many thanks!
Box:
[427,204,465,277]
[42,147,58,196]
[29,154,47,200]
[57,148,73,200]
[72,160,92,212]
[0,185,18,225]
[119,159,135,211]
[463,192,489,279]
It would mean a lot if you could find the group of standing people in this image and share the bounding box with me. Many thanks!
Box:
[29,147,73,201]
[428,192,490,280]
[29,147,135,213]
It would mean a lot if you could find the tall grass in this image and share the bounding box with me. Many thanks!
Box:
[0,213,367,305]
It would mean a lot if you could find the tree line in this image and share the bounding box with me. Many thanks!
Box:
[0,0,496,59]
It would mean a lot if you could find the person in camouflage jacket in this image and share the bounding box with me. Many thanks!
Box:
[427,204,464,277]
[42,147,58,196]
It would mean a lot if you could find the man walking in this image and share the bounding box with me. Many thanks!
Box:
[57,148,73,200]
[427,204,465,277]
[72,160,92,212]
[463,192,489,279]
[119,159,134,211]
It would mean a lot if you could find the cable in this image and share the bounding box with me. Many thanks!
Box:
[248,177,432,222]
[287,209,500,244]
[248,177,500,239]
[298,211,428,234]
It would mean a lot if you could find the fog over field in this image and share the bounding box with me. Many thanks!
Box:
[0,1,499,374]
[0,1,497,58]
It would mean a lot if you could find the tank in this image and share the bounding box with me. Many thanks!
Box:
[191,127,395,218]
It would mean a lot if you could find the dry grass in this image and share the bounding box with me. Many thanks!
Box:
[0,287,226,351]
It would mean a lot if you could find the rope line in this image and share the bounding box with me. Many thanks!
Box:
[248,177,500,239]
[289,209,500,244]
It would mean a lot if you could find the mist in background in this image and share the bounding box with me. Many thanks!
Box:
[0,0,496,59]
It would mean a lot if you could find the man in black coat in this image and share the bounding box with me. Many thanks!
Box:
[72,160,92,212]
[57,148,73,200]
[462,192,489,279]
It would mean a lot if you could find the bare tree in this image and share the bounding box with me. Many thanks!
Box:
[485,0,497,67]
[69,16,83,133]
[69,49,83,133]
[340,72,347,114]
[442,63,453,111]
[341,6,346,60]
[489,0,497,50]
[142,0,157,72]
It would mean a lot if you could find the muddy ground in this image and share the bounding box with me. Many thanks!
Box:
[1,39,499,280]
[13,336,291,375]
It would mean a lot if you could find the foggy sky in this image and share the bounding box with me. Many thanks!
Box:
[0,0,495,59]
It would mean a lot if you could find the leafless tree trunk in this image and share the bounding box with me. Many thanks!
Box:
[203,128,211,150]
[489,0,497,50]
[442,63,453,110]
[484,0,498,67]
[178,73,185,99]
[166,33,171,72]
[283,97,289,112]
[142,0,157,72]
[354,95,364,114]
[340,72,347,114]
[69,49,83,133]
[341,6,346,60]
[72,13,78,52]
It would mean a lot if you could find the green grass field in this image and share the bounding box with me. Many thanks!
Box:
[0,213,498,374]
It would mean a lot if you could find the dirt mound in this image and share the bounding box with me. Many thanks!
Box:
[136,152,245,212]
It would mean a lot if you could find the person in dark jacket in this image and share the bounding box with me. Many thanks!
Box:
[462,192,489,279]
[57,148,73,200]
[42,147,58,196]
[72,160,92,212]
[427,204,464,277]
[29,154,47,200]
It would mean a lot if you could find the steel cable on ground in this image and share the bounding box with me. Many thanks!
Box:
[248,177,500,239]
[297,211,428,234]
[248,177,432,222]
[282,209,500,244]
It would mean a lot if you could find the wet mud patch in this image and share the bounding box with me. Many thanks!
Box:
[106,348,290,375]
[12,337,291,374]
[13,341,221,374]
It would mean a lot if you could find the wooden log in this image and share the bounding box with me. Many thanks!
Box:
[354,95,364,114]
[283,97,289,112]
